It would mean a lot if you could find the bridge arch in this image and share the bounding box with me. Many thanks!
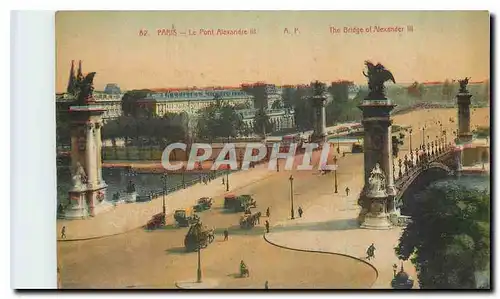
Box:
[396,162,452,215]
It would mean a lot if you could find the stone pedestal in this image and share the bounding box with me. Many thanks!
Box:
[63,104,109,219]
[360,194,392,230]
[311,95,327,143]
[123,192,138,203]
[358,98,398,222]
[457,92,473,144]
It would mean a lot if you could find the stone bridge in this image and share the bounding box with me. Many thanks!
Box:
[392,140,459,209]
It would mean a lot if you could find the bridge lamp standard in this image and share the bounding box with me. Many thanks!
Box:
[289,175,295,220]
[408,128,413,152]
[333,156,338,194]
[421,125,426,148]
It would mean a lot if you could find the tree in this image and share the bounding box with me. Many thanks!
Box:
[442,79,455,102]
[253,108,272,136]
[195,98,246,140]
[395,182,490,289]
[407,81,426,99]
[121,89,152,117]
[242,82,269,110]
[291,85,314,131]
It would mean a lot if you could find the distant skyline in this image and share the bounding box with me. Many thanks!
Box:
[56,11,489,93]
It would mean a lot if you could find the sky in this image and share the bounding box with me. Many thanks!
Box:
[55,11,490,92]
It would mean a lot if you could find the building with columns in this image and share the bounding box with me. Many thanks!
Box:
[139,88,254,116]
[238,108,295,131]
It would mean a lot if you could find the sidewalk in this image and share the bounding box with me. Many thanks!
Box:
[263,181,418,289]
[57,162,276,241]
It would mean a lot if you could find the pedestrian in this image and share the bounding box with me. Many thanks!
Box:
[265,281,269,289]
[298,206,303,218]
[366,243,376,260]
[61,226,66,239]
[223,229,229,241]
[265,220,270,233]
[345,186,350,197]
[342,152,346,158]
[222,177,225,185]
[266,207,270,218]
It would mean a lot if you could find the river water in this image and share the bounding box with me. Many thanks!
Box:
[57,168,206,205]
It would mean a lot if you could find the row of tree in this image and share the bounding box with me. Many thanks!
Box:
[101,113,188,148]
[57,81,363,147]
[395,182,490,289]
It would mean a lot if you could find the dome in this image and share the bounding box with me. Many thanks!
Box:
[395,270,409,282]
[391,263,414,289]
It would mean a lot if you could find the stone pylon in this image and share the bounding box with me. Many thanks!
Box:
[310,93,327,143]
[358,97,397,227]
[457,88,473,144]
[64,103,109,219]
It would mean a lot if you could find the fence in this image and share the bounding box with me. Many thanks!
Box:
[119,169,232,203]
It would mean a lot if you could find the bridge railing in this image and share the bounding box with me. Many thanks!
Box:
[393,139,455,183]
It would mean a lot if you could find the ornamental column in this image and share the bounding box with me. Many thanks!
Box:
[310,81,327,144]
[94,120,104,184]
[456,78,473,144]
[357,61,397,229]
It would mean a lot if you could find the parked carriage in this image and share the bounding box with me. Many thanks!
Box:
[193,197,213,212]
[184,222,215,252]
[146,212,166,230]
[174,207,200,227]
[224,194,257,212]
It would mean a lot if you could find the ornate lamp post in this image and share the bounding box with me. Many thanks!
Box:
[196,229,202,283]
[333,155,338,194]
[408,128,413,152]
[289,175,295,219]
[161,173,168,216]
[226,135,230,192]
[421,125,426,147]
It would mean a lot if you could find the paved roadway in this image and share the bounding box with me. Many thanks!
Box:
[57,107,490,289]
[58,150,378,289]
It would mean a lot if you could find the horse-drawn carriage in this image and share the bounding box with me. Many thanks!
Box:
[146,212,166,230]
[239,211,262,229]
[184,222,215,252]
[193,197,213,212]
[224,194,257,212]
[174,207,200,227]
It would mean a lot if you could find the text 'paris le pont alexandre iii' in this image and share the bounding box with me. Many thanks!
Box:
[138,27,258,37]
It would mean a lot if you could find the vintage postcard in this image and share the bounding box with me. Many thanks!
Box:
[55,11,490,289]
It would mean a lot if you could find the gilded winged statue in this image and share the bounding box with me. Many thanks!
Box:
[74,72,97,105]
[458,77,470,93]
[363,61,396,99]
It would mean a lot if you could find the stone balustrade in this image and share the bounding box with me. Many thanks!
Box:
[393,139,455,182]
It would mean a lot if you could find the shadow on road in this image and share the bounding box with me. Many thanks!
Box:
[269,218,359,233]
[143,224,185,232]
[165,246,191,255]
[227,273,244,279]
[214,225,266,236]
